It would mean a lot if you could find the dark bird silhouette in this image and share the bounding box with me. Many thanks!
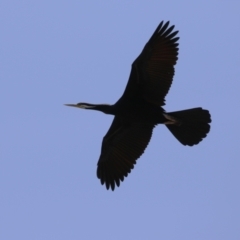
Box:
[65,21,211,190]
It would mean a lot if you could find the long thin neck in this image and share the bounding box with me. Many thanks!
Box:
[89,104,114,115]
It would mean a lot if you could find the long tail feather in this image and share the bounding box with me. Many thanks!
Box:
[165,108,211,146]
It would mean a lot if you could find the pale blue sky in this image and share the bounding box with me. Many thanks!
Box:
[1,1,240,239]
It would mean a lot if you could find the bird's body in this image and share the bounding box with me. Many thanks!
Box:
[92,102,165,123]
[65,21,211,190]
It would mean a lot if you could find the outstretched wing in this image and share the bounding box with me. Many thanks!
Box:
[121,21,179,106]
[97,116,155,190]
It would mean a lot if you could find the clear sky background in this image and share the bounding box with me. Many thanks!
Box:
[1,1,240,240]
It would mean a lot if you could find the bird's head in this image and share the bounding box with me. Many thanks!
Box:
[64,102,112,114]
[64,102,97,109]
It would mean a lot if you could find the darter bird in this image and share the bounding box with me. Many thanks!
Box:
[65,21,211,190]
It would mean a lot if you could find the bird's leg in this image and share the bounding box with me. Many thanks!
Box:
[163,113,181,126]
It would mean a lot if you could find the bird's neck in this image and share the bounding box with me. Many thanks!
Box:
[88,104,114,115]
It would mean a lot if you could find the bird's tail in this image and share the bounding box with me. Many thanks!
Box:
[164,107,211,146]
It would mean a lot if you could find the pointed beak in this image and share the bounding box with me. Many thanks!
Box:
[64,104,79,108]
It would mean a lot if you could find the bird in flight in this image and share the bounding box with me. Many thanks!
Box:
[65,21,211,191]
